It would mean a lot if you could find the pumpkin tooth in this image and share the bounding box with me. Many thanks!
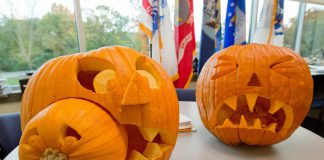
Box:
[224,96,237,111]
[239,115,248,128]
[139,127,159,142]
[222,119,235,127]
[245,94,258,112]
[128,150,149,160]
[253,119,262,129]
[267,123,277,133]
[143,143,163,159]
[269,100,285,114]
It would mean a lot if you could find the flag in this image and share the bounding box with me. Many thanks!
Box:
[224,0,246,48]
[139,0,153,38]
[174,0,196,88]
[253,0,284,46]
[139,0,179,80]
[198,0,221,74]
[159,0,179,80]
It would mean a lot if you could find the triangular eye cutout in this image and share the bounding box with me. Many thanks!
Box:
[247,73,261,87]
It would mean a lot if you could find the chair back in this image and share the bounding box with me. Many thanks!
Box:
[176,89,196,101]
[0,112,21,159]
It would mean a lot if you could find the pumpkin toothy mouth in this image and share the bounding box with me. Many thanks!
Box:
[215,94,293,133]
[126,125,174,159]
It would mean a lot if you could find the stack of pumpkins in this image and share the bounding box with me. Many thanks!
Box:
[19,46,179,160]
[19,44,313,159]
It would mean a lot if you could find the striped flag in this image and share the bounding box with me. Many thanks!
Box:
[253,0,284,46]
[139,0,179,80]
[198,0,221,74]
[173,0,196,88]
[224,0,246,48]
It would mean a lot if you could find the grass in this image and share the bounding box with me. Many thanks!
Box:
[4,77,20,86]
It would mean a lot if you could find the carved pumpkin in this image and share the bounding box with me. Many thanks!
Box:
[196,44,313,145]
[20,46,179,159]
[19,99,128,160]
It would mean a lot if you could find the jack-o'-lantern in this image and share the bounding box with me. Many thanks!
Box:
[196,44,313,145]
[20,46,179,159]
[19,99,128,160]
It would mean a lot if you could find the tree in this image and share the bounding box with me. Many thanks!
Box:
[0,2,147,72]
[82,5,147,52]
[284,8,324,60]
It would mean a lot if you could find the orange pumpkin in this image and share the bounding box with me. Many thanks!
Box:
[19,98,128,160]
[20,46,179,159]
[196,44,313,145]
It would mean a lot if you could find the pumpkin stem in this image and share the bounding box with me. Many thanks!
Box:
[41,148,68,160]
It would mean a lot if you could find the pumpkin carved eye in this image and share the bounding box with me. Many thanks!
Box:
[78,56,117,93]
[135,56,160,89]
[212,55,238,79]
[137,70,158,89]
[93,69,117,94]
[270,55,303,80]
[120,56,161,105]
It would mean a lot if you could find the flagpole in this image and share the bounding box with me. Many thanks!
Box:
[149,40,152,58]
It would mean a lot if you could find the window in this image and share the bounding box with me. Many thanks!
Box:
[257,0,300,49]
[79,0,148,53]
[282,0,300,49]
[300,3,324,65]
[0,0,78,85]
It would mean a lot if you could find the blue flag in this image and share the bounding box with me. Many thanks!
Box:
[198,0,221,74]
[224,0,246,48]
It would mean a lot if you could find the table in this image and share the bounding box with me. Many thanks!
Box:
[172,102,324,160]
[6,102,324,160]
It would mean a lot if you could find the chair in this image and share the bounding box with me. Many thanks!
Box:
[19,78,29,94]
[0,112,21,159]
[310,99,324,133]
[176,89,196,101]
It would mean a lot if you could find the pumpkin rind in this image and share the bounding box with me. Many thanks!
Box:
[196,44,313,145]
[19,98,128,160]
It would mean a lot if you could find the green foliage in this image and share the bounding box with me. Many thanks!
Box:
[0,3,147,72]
[83,5,145,51]
[300,9,324,58]
[284,8,324,58]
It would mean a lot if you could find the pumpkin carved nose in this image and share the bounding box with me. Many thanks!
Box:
[247,73,261,87]
[121,72,152,105]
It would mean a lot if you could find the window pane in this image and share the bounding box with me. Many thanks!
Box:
[300,3,324,65]
[79,0,148,53]
[0,0,78,85]
[283,0,300,49]
[257,0,300,49]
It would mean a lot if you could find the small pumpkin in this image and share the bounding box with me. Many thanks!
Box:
[20,46,179,159]
[19,98,128,160]
[196,44,313,145]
